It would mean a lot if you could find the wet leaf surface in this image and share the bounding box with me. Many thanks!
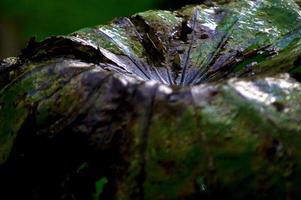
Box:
[1,0,301,199]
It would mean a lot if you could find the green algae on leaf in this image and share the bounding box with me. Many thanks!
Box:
[94,177,108,200]
[1,0,301,199]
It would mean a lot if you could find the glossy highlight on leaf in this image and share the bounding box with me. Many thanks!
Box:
[1,0,301,199]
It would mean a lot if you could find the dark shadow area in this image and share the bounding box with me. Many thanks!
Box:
[159,0,205,9]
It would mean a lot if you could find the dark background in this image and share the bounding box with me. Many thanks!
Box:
[0,0,203,59]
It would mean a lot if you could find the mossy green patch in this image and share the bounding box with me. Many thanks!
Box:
[93,177,108,200]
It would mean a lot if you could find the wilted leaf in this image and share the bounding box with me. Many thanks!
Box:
[1,0,301,199]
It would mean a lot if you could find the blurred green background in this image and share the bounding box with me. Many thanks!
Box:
[0,0,202,59]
